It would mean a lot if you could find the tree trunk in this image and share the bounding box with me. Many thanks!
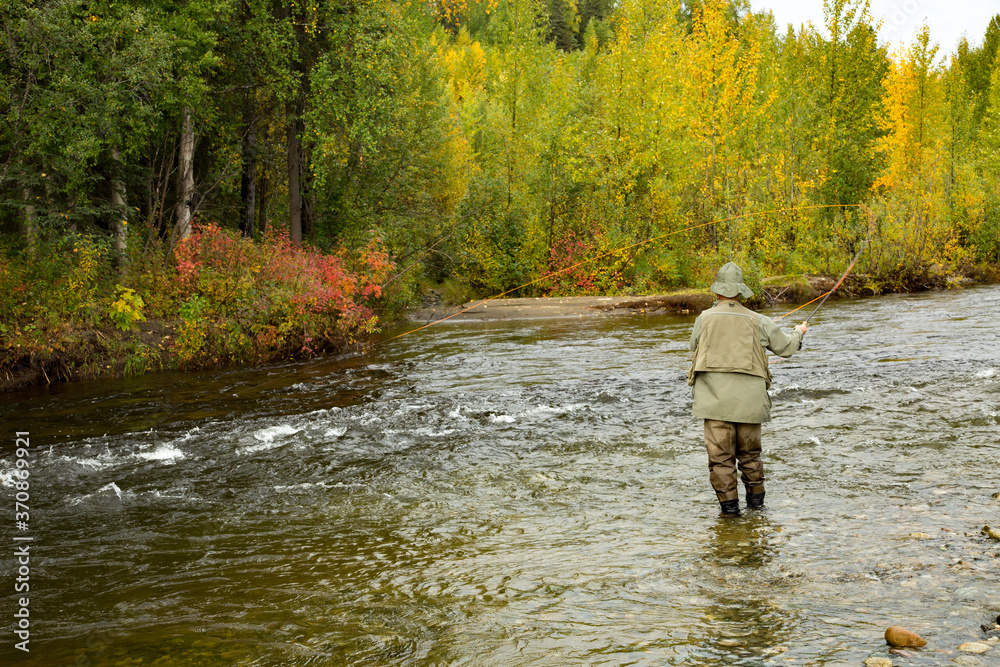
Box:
[303,142,316,241]
[241,104,257,238]
[258,165,269,239]
[279,0,303,246]
[789,155,795,207]
[110,146,128,257]
[22,187,36,255]
[258,119,270,237]
[287,102,302,246]
[174,108,196,240]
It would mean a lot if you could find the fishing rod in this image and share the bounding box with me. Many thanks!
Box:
[767,246,864,366]
[773,205,873,324]
[772,289,829,322]
[802,246,865,324]
[772,250,863,324]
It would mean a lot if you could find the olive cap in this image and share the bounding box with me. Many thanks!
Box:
[710,262,754,299]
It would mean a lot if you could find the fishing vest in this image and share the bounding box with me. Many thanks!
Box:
[687,301,772,387]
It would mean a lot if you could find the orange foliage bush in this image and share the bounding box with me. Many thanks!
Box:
[170,224,393,367]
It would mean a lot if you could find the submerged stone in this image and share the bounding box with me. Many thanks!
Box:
[864,657,893,667]
[953,656,984,666]
[958,642,990,654]
[885,626,927,647]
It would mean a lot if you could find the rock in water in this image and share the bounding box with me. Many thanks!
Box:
[982,525,1000,541]
[864,657,893,667]
[957,642,990,654]
[953,656,984,666]
[885,626,928,647]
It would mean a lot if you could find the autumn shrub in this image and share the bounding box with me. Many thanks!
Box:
[107,285,147,331]
[172,294,210,366]
[544,231,597,294]
[169,224,393,368]
[122,237,182,318]
[0,220,394,378]
[543,228,641,296]
[970,199,1000,264]
[0,244,28,336]
[650,243,697,290]
[0,234,117,350]
[60,236,110,325]
[589,229,633,294]
[457,211,541,296]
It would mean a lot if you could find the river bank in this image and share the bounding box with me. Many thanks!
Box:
[4,267,996,393]
[0,226,393,393]
[407,268,994,323]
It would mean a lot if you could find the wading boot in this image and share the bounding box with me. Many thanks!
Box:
[747,491,765,510]
[719,499,741,516]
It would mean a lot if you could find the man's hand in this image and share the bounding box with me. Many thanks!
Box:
[795,321,808,335]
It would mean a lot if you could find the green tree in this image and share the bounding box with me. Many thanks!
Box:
[817,0,888,209]
[0,0,179,253]
[309,3,464,253]
[955,14,1000,132]
[803,0,889,260]
[214,0,294,239]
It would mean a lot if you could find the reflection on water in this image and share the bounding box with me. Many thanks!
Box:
[705,515,778,568]
[2,286,1000,665]
[694,516,789,665]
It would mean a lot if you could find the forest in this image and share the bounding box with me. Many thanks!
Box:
[2,0,1000,379]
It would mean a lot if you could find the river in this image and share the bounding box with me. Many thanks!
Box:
[2,286,999,665]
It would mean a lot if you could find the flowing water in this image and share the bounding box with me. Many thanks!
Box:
[2,286,999,666]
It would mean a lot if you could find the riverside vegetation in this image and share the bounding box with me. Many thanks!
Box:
[2,0,1000,388]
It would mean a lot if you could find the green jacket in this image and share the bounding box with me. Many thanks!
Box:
[688,300,803,423]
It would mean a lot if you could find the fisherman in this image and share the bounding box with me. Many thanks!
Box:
[688,262,808,516]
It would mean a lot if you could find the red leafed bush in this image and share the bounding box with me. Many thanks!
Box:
[545,230,598,295]
[171,224,393,367]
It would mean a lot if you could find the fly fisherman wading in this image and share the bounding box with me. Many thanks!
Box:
[688,262,808,516]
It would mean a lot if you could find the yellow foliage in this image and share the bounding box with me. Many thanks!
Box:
[875,28,944,195]
[682,0,764,210]
[108,285,147,331]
